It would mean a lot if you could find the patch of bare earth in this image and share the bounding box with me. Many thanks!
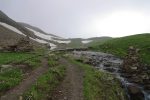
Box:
[51,58,84,100]
[0,58,48,100]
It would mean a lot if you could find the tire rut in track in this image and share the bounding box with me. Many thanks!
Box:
[1,58,49,100]
[51,58,84,100]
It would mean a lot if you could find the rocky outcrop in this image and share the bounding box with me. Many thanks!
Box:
[16,36,33,52]
[0,36,33,52]
[45,43,51,49]
[0,64,13,72]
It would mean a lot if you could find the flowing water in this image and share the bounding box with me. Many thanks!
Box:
[73,51,150,100]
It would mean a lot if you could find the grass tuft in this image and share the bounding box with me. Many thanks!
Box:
[23,56,66,100]
[0,68,23,96]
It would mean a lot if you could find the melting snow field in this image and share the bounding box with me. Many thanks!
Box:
[30,37,48,44]
[26,27,70,44]
[0,22,26,36]
[82,40,93,44]
[0,22,70,50]
[53,39,71,44]
[26,27,53,40]
[30,37,57,50]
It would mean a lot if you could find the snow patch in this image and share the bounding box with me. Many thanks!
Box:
[0,22,25,36]
[50,43,57,50]
[30,37,57,50]
[54,40,71,44]
[26,27,69,44]
[82,40,93,44]
[26,27,53,40]
[30,38,47,44]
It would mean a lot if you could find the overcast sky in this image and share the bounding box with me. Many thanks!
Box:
[0,0,150,38]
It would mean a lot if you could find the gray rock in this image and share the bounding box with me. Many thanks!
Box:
[128,85,144,100]
[0,65,13,72]
[1,65,13,68]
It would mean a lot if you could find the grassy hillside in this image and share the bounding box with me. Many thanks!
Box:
[67,38,84,48]
[90,33,150,64]
[87,37,112,46]
[67,37,112,48]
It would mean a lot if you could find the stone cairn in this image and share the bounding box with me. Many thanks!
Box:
[122,46,150,100]
[122,46,141,73]
[122,46,150,88]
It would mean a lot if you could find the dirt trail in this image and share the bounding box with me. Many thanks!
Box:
[51,58,84,100]
[0,58,49,100]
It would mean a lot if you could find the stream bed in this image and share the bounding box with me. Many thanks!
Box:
[72,51,150,100]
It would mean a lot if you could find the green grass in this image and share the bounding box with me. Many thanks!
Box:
[90,33,150,64]
[67,38,84,48]
[23,56,66,100]
[66,37,112,48]
[69,58,126,100]
[0,52,45,96]
[0,68,23,96]
[0,52,35,64]
[24,56,42,69]
[0,52,44,69]
[87,37,112,47]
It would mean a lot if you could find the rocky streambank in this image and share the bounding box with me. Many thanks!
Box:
[72,49,150,100]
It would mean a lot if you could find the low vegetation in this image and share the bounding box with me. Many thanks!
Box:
[0,51,44,96]
[67,37,112,48]
[0,52,35,64]
[23,55,66,100]
[87,37,112,47]
[24,56,43,69]
[90,33,150,65]
[69,58,126,100]
[0,68,23,96]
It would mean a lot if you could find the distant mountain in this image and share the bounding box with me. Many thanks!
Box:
[0,10,112,50]
[0,10,71,50]
[0,10,36,38]
[65,37,112,48]
[19,22,62,38]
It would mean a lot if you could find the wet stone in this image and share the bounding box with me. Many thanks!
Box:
[127,85,144,100]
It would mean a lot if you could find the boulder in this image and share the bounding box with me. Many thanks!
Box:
[104,62,112,67]
[0,36,33,52]
[0,46,3,51]
[0,65,13,72]
[128,85,144,100]
[16,36,33,52]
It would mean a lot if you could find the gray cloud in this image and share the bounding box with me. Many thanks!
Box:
[0,0,150,38]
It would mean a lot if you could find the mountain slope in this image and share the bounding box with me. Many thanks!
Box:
[0,10,112,50]
[20,22,63,39]
[19,22,72,49]
[0,11,36,38]
[0,10,69,50]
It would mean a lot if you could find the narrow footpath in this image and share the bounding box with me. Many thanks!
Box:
[51,58,84,100]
